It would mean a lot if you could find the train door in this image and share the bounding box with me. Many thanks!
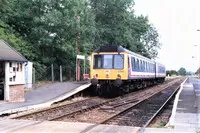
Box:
[0,61,5,100]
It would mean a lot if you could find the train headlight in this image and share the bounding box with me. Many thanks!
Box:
[106,74,109,78]
[117,74,121,79]
[93,74,98,78]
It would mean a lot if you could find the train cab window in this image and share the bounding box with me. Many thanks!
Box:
[103,55,113,69]
[94,55,102,69]
[114,55,124,69]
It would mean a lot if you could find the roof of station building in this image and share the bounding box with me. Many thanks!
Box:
[0,40,27,62]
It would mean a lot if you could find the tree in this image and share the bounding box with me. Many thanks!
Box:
[5,0,96,80]
[178,67,186,76]
[1,0,162,81]
[141,25,161,59]
[90,0,161,59]
[166,70,178,76]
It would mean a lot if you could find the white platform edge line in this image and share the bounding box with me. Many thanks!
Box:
[167,77,188,126]
[0,83,91,115]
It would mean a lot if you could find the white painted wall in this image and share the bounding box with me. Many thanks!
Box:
[4,61,25,101]
[8,62,25,85]
[4,62,9,101]
[25,62,32,89]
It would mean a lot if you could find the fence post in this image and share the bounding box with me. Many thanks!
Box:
[60,65,62,82]
[51,64,54,83]
[33,67,35,89]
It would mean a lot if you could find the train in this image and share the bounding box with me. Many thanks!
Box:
[90,45,166,96]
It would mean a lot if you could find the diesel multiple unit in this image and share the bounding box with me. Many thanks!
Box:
[90,45,166,95]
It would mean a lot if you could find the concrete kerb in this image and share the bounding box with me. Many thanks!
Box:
[0,83,91,115]
[167,77,188,127]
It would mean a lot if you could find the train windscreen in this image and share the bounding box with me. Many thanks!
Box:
[93,54,124,69]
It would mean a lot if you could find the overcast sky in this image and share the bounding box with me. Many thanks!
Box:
[134,0,200,72]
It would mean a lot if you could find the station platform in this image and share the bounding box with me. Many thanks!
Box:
[0,81,91,115]
[144,77,200,133]
[0,78,199,133]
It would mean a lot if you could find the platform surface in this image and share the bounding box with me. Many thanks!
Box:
[165,77,200,133]
[0,81,90,115]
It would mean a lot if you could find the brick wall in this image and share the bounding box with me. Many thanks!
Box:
[9,84,24,102]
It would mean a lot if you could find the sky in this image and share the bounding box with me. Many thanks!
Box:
[134,0,200,72]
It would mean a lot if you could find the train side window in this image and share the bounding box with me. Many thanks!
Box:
[138,60,140,71]
[146,62,148,71]
[143,61,145,71]
[141,60,143,71]
[135,58,137,70]
[131,57,135,70]
[150,63,152,72]
[139,60,141,71]
[136,59,139,70]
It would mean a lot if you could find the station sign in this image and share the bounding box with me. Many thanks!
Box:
[77,55,85,60]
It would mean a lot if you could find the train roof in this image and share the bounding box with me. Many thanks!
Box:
[93,45,153,62]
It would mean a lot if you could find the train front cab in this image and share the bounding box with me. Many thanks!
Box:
[90,52,128,91]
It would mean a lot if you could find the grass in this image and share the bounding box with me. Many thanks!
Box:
[156,121,167,128]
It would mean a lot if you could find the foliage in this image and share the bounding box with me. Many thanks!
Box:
[166,70,178,76]
[90,0,161,58]
[0,21,35,60]
[0,0,162,81]
[178,67,187,76]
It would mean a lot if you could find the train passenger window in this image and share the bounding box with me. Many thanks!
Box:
[134,58,137,70]
[103,55,113,69]
[94,55,102,69]
[138,60,140,71]
[145,62,147,71]
[114,55,124,69]
[137,59,139,70]
[140,60,142,71]
[131,57,135,69]
[143,61,145,71]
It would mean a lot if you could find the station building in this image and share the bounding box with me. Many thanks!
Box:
[0,40,27,102]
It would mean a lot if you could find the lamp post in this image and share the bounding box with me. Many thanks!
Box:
[194,43,200,78]
[195,29,200,77]
[76,16,81,81]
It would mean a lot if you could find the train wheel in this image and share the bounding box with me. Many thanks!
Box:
[122,85,129,93]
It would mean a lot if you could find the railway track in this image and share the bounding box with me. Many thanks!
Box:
[46,78,183,122]
[13,97,107,120]
[12,77,184,133]
[76,79,184,133]
[103,82,181,127]
[53,78,184,133]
